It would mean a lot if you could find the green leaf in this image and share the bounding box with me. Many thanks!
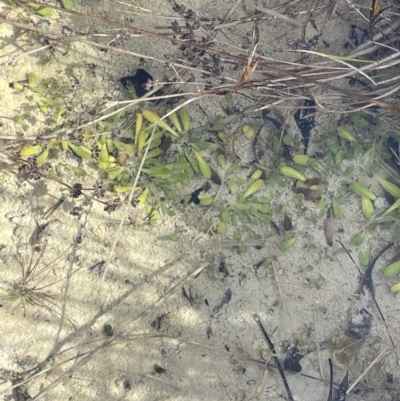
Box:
[38,97,58,107]
[226,94,234,111]
[352,114,370,128]
[308,158,323,173]
[242,124,255,140]
[146,148,163,159]
[20,144,41,157]
[193,150,211,179]
[351,182,376,200]
[221,207,231,223]
[217,153,226,168]
[13,82,24,90]
[149,210,158,226]
[191,141,219,152]
[293,155,309,165]
[243,179,264,199]
[142,110,178,137]
[39,8,52,16]
[120,172,130,187]
[233,229,241,240]
[227,163,239,175]
[28,72,37,88]
[272,136,280,153]
[69,143,92,159]
[337,126,356,142]
[199,195,214,206]
[184,153,201,175]
[307,215,318,224]
[18,13,30,23]
[233,202,249,211]
[179,108,191,132]
[353,231,365,246]
[363,144,379,158]
[376,176,400,198]
[361,196,374,219]
[29,3,53,16]
[126,83,137,99]
[61,0,74,10]
[107,167,124,180]
[168,110,182,133]
[314,276,325,290]
[253,203,270,213]
[332,200,342,219]
[36,148,49,167]
[209,116,225,131]
[113,140,126,151]
[359,251,370,266]
[217,221,226,234]
[106,138,115,153]
[163,207,176,217]
[169,232,181,241]
[142,168,171,179]
[99,144,109,162]
[73,167,87,177]
[281,238,295,252]
[238,244,247,253]
[384,260,400,278]
[382,198,400,215]
[305,242,317,249]
[283,134,295,147]
[335,149,344,165]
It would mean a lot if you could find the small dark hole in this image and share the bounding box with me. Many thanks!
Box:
[123,378,131,389]
[153,365,166,374]
[102,324,114,337]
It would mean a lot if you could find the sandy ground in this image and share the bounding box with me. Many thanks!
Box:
[0,1,399,400]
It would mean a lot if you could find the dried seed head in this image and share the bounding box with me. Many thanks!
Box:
[18,160,34,177]
[30,168,42,180]
[18,159,43,180]
[94,180,105,198]
[40,162,52,172]
[70,183,83,198]
[70,206,82,217]
[111,127,120,139]
[104,198,121,214]
[92,147,101,159]
[35,135,45,145]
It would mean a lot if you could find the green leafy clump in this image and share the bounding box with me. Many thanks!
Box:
[15,79,400,251]
[16,100,276,241]
[13,72,67,128]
